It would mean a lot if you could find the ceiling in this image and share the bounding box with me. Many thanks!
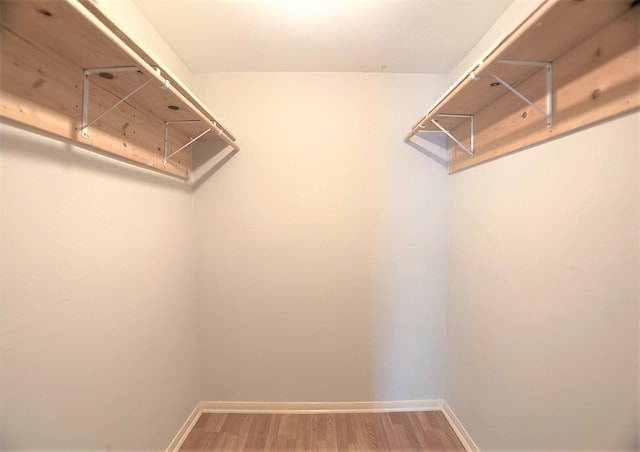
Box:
[133,0,513,74]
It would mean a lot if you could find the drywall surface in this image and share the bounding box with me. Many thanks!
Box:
[191,72,451,402]
[0,121,200,450]
[447,111,639,450]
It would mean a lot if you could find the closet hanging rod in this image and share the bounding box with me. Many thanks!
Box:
[164,120,212,165]
[78,0,235,142]
[67,0,239,152]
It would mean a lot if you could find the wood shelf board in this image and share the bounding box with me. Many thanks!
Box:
[424,0,634,126]
[447,5,640,173]
[2,0,216,142]
[476,0,632,75]
[88,71,218,140]
[0,22,191,178]
[0,0,239,178]
[408,0,639,173]
[2,0,133,71]
[77,0,235,141]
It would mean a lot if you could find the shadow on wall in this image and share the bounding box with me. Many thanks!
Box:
[0,118,239,190]
[190,139,239,191]
[1,118,202,450]
[405,132,448,168]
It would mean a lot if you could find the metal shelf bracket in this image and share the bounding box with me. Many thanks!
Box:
[420,113,475,157]
[164,120,212,166]
[489,59,553,128]
[81,66,151,138]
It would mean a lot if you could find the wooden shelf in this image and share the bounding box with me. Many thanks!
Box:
[405,0,640,174]
[0,0,238,179]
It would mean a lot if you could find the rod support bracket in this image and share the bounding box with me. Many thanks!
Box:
[414,114,474,157]
[490,59,553,128]
[429,114,474,157]
[81,66,147,139]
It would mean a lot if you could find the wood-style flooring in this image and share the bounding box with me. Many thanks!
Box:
[180,411,465,451]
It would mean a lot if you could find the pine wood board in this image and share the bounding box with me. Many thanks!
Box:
[448,4,640,173]
[77,0,235,140]
[415,0,633,134]
[0,23,191,177]
[0,0,238,179]
[407,0,639,174]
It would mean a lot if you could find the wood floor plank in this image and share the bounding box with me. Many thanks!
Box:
[203,431,228,451]
[333,413,349,451]
[244,414,271,450]
[324,414,338,452]
[263,412,282,451]
[203,413,229,433]
[377,411,402,451]
[180,425,211,452]
[179,411,465,451]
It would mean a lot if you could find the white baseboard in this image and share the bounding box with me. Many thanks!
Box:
[442,401,480,452]
[200,399,444,414]
[167,399,478,452]
[165,402,203,452]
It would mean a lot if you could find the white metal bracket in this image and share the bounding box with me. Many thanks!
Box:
[81,66,150,138]
[164,120,212,166]
[489,59,553,128]
[420,113,474,156]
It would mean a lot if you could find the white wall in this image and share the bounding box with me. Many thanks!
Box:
[0,3,202,449]
[446,0,639,447]
[0,121,200,450]
[191,72,451,402]
[447,111,639,450]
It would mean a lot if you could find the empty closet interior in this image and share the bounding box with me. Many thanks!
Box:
[1,0,638,450]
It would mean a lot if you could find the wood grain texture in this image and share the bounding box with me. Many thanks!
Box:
[0,0,193,178]
[76,0,235,141]
[409,0,631,133]
[448,3,639,173]
[180,411,465,451]
[405,0,639,174]
[0,0,237,178]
